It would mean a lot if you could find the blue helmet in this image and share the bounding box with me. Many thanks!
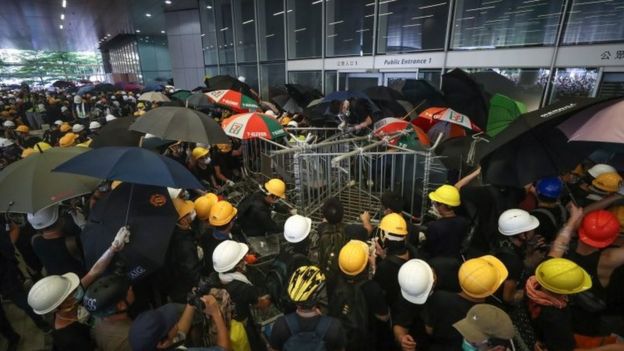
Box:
[536,177,563,199]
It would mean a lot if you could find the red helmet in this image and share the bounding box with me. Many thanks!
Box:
[579,210,620,248]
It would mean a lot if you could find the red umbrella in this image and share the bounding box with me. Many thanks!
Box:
[206,89,260,113]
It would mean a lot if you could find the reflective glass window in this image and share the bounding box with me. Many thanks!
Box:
[257,0,286,61]
[233,0,257,63]
[288,71,322,91]
[563,0,624,45]
[452,0,564,49]
[200,0,219,65]
[237,63,259,91]
[550,68,598,103]
[325,70,337,94]
[220,64,237,77]
[286,0,323,59]
[215,0,235,64]
[325,0,374,57]
[597,72,624,99]
[377,0,449,54]
[260,62,286,99]
[206,65,219,78]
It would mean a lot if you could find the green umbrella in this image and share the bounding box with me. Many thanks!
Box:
[487,94,527,137]
[0,147,100,213]
[170,90,192,102]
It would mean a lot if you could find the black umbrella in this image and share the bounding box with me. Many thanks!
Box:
[52,80,75,88]
[91,118,142,149]
[401,79,446,108]
[442,69,490,130]
[129,107,229,145]
[471,71,520,99]
[272,94,303,114]
[82,183,176,280]
[479,97,617,187]
[205,75,257,102]
[364,86,410,117]
[93,83,115,93]
[185,93,213,109]
[285,84,324,107]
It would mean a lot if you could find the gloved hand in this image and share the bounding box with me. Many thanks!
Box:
[69,209,87,229]
[112,226,131,252]
[289,208,298,215]
[226,180,235,187]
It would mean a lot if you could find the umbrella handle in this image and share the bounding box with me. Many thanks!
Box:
[124,183,134,226]
[400,100,426,120]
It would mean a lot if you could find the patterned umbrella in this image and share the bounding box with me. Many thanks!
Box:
[374,118,430,147]
[373,117,411,136]
[416,107,482,131]
[206,89,259,113]
[222,112,286,140]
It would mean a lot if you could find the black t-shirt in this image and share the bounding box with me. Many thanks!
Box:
[531,205,566,243]
[269,314,346,351]
[373,255,407,307]
[392,296,430,349]
[424,291,477,350]
[52,321,95,351]
[428,256,461,293]
[211,150,237,180]
[532,305,575,351]
[494,243,524,283]
[224,280,261,321]
[423,216,469,260]
[31,235,86,276]
[360,279,389,317]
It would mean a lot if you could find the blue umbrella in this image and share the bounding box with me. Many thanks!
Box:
[53,146,203,189]
[321,90,370,103]
[77,85,95,95]
[143,82,164,92]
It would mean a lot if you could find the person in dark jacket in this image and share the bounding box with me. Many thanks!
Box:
[237,178,293,237]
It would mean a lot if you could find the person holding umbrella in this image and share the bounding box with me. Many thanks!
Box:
[27,227,130,351]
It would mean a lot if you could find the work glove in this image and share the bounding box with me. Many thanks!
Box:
[69,209,87,229]
[226,180,235,187]
[289,208,298,215]
[112,226,131,251]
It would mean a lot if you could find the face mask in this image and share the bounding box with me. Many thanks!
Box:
[462,339,479,351]
[76,305,90,324]
[428,204,442,219]
[203,157,211,165]
[189,210,197,222]
[73,285,85,301]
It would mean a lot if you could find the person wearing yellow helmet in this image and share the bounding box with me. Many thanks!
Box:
[422,184,469,261]
[200,200,238,274]
[237,178,293,237]
[269,265,346,351]
[211,141,243,187]
[188,146,219,189]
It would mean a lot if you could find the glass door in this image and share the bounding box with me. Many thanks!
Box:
[339,72,382,91]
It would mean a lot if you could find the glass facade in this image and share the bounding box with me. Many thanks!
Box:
[288,71,322,91]
[233,0,258,63]
[137,36,172,83]
[215,0,235,64]
[325,0,374,57]
[200,0,219,66]
[550,68,599,103]
[286,0,323,59]
[260,62,286,99]
[257,0,286,61]
[563,0,624,45]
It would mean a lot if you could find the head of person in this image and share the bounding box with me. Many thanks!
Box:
[264,178,286,204]
[381,190,404,215]
[27,204,61,232]
[215,143,232,154]
[322,197,344,225]
[27,273,84,315]
[83,274,133,318]
[194,193,219,223]
[428,184,461,217]
[212,240,249,274]
[587,163,616,181]
[535,176,563,204]
[590,172,622,196]
[284,214,312,253]
[533,258,591,297]
[2,119,15,129]
[610,205,624,234]
[15,125,30,136]
[60,123,71,133]
[498,209,540,248]
[578,210,620,249]
[129,303,184,350]
[208,200,238,232]
[458,255,508,300]
[398,259,435,305]
[379,213,408,254]
[89,121,101,131]
[191,146,210,167]
[287,265,326,310]
[338,240,370,279]
[172,197,196,229]
[59,132,78,147]
[453,304,515,351]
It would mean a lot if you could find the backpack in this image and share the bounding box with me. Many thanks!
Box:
[266,253,309,310]
[317,224,346,282]
[328,277,369,351]
[283,313,331,351]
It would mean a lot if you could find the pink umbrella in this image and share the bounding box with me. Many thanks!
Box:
[558,98,624,143]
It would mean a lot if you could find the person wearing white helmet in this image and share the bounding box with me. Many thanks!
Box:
[89,121,101,131]
[3,119,15,129]
[212,240,271,350]
[27,227,130,350]
[71,123,89,143]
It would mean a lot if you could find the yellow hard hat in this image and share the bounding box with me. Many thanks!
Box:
[429,184,461,207]
[288,265,325,304]
[192,147,209,160]
[173,197,195,220]
[194,193,219,221]
[610,205,624,232]
[265,178,286,199]
[379,213,408,236]
[535,258,592,295]
[338,240,369,276]
[21,148,35,158]
[209,200,238,226]
[59,132,78,147]
[280,116,292,126]
[592,172,623,193]
[34,142,51,151]
[76,139,92,148]
[216,143,232,153]
[60,124,72,133]
[111,180,122,190]
[458,255,508,299]
[16,125,30,133]
[137,102,145,109]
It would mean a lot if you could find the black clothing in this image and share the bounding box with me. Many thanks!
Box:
[52,322,96,351]
[237,191,285,237]
[223,279,261,322]
[392,296,430,350]
[423,216,469,260]
[165,227,201,303]
[269,313,346,351]
[31,235,86,276]
[198,228,228,275]
[531,305,575,351]
[495,242,525,282]
[531,204,566,242]
[428,256,462,293]
[373,255,407,307]
[566,249,606,336]
[424,291,478,351]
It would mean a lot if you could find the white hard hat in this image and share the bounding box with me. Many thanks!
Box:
[72,124,85,133]
[54,120,63,126]
[167,187,182,200]
[105,114,117,122]
[27,205,60,230]
[237,76,246,83]
[122,95,129,101]
[27,273,80,315]
[265,110,276,117]
[144,133,157,139]
[283,214,312,243]
[89,121,101,130]
[212,240,249,273]
[74,95,82,104]
[61,106,69,112]
[398,259,434,305]
[498,209,539,236]
[0,137,14,147]
[587,164,617,178]
[287,121,298,128]
[3,120,15,128]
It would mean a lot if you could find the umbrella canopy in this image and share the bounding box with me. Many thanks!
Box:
[205,75,257,101]
[285,84,323,107]
[374,118,431,148]
[91,118,142,149]
[143,82,164,92]
[129,106,229,145]
[124,82,143,92]
[321,90,369,103]
[272,95,303,114]
[138,92,170,102]
[52,80,75,88]
[185,93,213,109]
[0,147,99,213]
[373,117,412,136]
[480,97,616,187]
[414,107,482,132]
[222,112,287,140]
[364,86,411,117]
[487,94,527,137]
[436,135,490,171]
[558,97,624,144]
[82,183,176,280]
[93,83,115,93]
[206,89,260,113]
[170,90,192,102]
[53,146,204,189]
[77,85,95,95]
[401,79,446,107]
[442,69,490,130]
